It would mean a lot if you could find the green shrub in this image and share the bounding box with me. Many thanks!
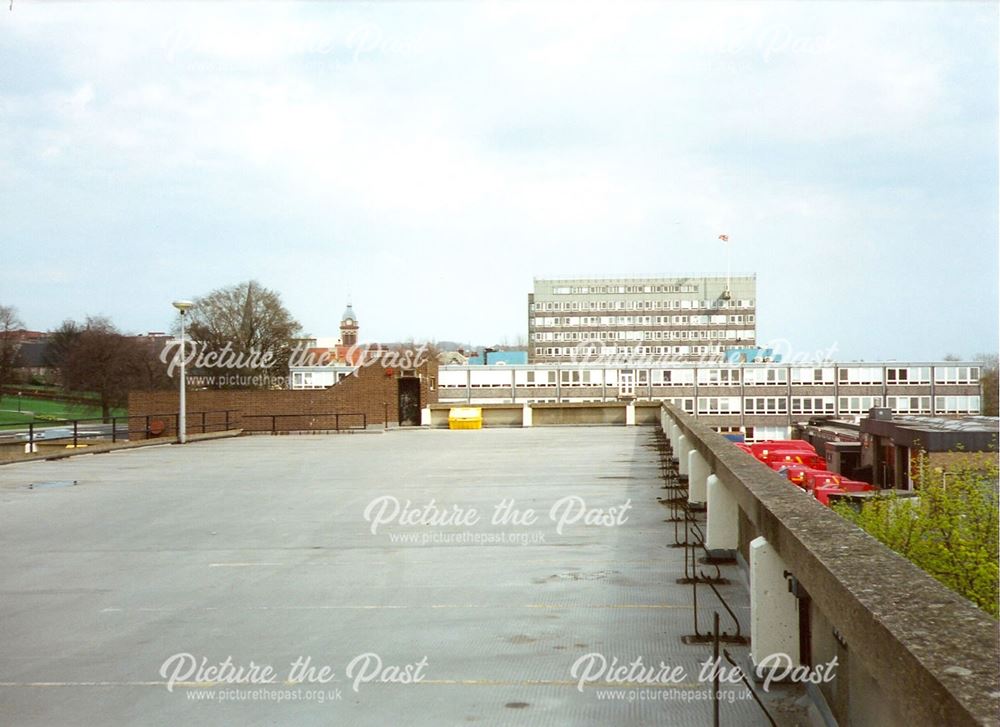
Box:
[834,455,999,617]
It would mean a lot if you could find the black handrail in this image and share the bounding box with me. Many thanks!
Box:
[242,413,367,433]
[5,410,241,449]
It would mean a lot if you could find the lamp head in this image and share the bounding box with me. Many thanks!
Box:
[172,300,195,315]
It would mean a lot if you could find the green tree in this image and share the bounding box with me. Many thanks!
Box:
[834,454,999,616]
[975,353,998,417]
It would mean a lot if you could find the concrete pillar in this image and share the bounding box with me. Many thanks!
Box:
[688,448,709,504]
[749,536,800,670]
[420,406,431,427]
[522,404,532,428]
[676,434,689,475]
[706,474,738,551]
[626,402,635,426]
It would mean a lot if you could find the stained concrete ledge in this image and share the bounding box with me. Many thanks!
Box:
[665,404,1000,727]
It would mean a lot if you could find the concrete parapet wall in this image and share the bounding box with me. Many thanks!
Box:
[662,403,1000,727]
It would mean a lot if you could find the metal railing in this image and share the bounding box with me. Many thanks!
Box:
[242,413,367,434]
[3,410,240,450]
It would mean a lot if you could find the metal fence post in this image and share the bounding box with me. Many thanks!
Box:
[73,420,78,448]
[713,612,720,727]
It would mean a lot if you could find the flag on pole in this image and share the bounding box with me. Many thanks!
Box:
[718,234,729,242]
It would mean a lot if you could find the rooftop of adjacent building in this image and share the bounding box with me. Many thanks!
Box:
[438,359,985,370]
[532,273,757,282]
[466,350,529,366]
[879,414,999,434]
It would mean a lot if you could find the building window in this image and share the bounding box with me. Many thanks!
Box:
[697,397,740,414]
[697,368,741,385]
[838,367,884,385]
[934,396,981,413]
[887,367,930,384]
[791,397,835,414]
[744,367,787,385]
[934,366,980,384]
[837,396,884,414]
[743,397,788,414]
[887,396,931,413]
[791,367,834,384]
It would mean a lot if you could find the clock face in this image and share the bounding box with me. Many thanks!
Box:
[345,319,354,326]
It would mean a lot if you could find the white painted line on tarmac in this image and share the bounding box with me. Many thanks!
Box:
[97,602,693,612]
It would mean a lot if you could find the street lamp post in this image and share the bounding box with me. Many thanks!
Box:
[172,300,195,443]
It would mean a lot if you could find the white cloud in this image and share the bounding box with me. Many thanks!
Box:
[0,1,995,353]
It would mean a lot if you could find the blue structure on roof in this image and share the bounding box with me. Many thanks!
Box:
[723,347,782,363]
[467,350,528,366]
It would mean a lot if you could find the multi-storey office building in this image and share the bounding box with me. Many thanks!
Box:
[437,362,984,440]
[528,275,757,363]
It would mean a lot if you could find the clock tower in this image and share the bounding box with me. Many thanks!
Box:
[340,303,358,347]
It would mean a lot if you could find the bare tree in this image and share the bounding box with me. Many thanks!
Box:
[183,280,301,389]
[0,304,24,389]
[45,319,83,385]
[44,317,159,419]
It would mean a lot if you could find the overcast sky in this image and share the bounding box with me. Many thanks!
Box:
[1,1,997,360]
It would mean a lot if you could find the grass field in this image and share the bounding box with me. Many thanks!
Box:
[3,384,101,400]
[0,395,127,428]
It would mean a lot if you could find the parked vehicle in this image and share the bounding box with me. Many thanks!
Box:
[815,479,876,505]
[734,439,874,508]
[768,462,817,488]
[769,450,828,470]
[750,439,816,458]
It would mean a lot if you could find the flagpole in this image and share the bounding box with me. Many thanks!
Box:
[726,237,731,296]
[719,234,731,298]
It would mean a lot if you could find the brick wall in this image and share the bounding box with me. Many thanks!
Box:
[128,358,439,438]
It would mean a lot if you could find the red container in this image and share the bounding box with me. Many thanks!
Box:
[750,439,817,456]
[767,450,828,470]
[804,471,842,493]
[814,483,845,506]
[768,462,818,488]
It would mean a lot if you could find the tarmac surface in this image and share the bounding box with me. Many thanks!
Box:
[0,428,792,726]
